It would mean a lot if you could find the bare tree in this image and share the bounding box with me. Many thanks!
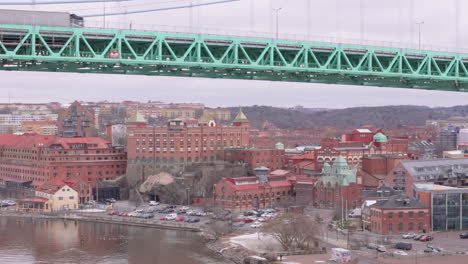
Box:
[206,220,231,240]
[262,213,320,251]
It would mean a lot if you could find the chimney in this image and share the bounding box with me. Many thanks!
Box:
[254,166,269,185]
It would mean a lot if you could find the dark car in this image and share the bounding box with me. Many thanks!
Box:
[396,242,412,250]
[460,233,468,239]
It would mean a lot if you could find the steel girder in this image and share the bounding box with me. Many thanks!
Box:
[0,24,467,92]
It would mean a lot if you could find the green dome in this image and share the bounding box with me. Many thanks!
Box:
[373,132,388,143]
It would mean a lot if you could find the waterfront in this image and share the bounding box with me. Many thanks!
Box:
[0,216,227,264]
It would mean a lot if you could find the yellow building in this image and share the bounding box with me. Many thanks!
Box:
[17,181,78,212]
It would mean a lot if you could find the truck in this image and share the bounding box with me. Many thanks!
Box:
[330,248,352,263]
[0,9,83,27]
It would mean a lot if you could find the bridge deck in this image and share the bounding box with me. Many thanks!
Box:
[0,24,467,91]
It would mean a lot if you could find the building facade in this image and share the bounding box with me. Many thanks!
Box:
[213,168,294,210]
[126,111,250,168]
[369,195,430,234]
[385,158,468,196]
[224,147,285,170]
[58,101,96,137]
[414,183,468,231]
[16,182,79,212]
[313,156,363,209]
[0,134,126,188]
[21,120,57,135]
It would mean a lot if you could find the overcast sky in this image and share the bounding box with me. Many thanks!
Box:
[1,0,468,108]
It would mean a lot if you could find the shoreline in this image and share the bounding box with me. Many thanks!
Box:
[0,211,202,232]
[0,211,254,264]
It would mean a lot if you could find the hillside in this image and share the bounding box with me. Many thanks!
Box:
[227,105,468,129]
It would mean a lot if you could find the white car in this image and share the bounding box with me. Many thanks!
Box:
[376,245,386,252]
[250,222,263,228]
[402,233,417,239]
[394,250,408,256]
[149,201,159,206]
[165,213,177,220]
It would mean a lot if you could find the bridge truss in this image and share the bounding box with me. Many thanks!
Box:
[0,24,467,91]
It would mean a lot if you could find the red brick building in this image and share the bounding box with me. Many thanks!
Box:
[369,195,430,234]
[360,155,409,188]
[0,134,126,188]
[315,132,408,171]
[213,167,294,210]
[224,147,285,170]
[126,111,250,167]
[58,101,96,138]
[313,156,363,208]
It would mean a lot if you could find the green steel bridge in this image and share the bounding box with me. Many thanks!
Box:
[0,23,467,92]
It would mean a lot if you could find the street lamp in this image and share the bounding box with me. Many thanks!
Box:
[416,21,424,50]
[273,7,282,40]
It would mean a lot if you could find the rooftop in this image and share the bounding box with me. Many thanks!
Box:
[413,182,468,193]
[372,195,428,209]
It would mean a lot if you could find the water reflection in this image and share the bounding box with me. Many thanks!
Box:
[0,217,225,264]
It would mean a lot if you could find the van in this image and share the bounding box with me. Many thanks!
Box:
[396,242,412,250]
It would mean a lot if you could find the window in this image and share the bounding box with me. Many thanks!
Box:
[388,212,393,219]
[388,223,393,233]
[409,212,414,218]
[398,223,403,232]
[69,196,74,200]
[418,211,424,218]
[418,222,424,231]
[398,212,403,219]
[58,197,63,200]
[408,222,414,231]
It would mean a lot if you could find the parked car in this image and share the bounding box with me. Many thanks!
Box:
[424,247,436,253]
[402,233,417,239]
[107,211,119,215]
[413,235,424,240]
[232,218,244,222]
[250,222,263,228]
[149,201,159,206]
[243,218,254,223]
[141,213,154,219]
[376,245,386,252]
[175,216,186,222]
[367,244,378,250]
[396,242,412,250]
[165,214,177,220]
[460,233,468,239]
[419,235,434,242]
[105,198,117,203]
[394,250,409,256]
[185,217,200,223]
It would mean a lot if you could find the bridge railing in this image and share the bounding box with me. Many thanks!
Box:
[0,16,466,54]
[81,21,466,54]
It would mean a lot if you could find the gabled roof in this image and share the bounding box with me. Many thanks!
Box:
[127,110,147,123]
[36,180,68,195]
[233,111,250,123]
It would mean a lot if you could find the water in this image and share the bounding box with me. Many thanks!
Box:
[0,216,226,264]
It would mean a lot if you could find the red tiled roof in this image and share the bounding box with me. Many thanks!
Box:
[36,179,67,194]
[18,196,49,203]
[268,181,292,188]
[0,134,111,149]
